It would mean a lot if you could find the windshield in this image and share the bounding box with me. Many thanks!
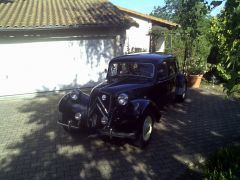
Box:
[108,62,155,78]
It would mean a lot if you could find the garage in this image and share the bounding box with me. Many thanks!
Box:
[0,0,135,96]
[0,38,115,96]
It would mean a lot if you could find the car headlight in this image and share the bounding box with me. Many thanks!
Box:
[70,91,78,101]
[74,113,82,120]
[118,93,128,106]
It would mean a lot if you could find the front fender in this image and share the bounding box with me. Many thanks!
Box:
[58,90,89,116]
[130,99,161,122]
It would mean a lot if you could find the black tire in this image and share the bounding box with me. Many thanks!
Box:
[134,113,154,148]
[176,83,187,102]
[176,92,186,102]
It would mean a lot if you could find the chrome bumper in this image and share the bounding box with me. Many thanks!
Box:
[57,113,80,129]
[57,121,80,129]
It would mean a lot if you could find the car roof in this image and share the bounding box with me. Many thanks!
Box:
[110,53,176,64]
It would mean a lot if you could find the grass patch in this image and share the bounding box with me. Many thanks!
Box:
[201,80,240,100]
[201,80,225,94]
[204,145,240,180]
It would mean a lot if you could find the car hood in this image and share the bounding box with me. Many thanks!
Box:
[94,78,152,95]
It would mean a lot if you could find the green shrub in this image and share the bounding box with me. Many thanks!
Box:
[204,145,240,180]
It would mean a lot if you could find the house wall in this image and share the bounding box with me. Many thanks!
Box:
[123,16,166,54]
[124,16,152,53]
[152,24,165,52]
[0,28,126,96]
[155,36,165,52]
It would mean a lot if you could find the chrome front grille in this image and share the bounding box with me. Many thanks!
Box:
[88,91,112,117]
[97,97,109,115]
[99,92,111,112]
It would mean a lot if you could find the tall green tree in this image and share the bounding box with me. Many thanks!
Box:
[151,0,180,21]
[151,0,211,73]
[210,0,240,95]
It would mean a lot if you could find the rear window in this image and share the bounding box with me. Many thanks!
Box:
[157,63,168,80]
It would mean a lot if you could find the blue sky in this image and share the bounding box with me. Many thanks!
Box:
[110,0,225,16]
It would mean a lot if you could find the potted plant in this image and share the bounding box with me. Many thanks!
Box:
[187,58,206,88]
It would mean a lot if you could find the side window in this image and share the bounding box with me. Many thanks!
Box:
[109,63,118,76]
[157,62,168,80]
[168,62,177,76]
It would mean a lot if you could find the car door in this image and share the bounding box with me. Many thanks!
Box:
[151,61,169,106]
[167,60,177,98]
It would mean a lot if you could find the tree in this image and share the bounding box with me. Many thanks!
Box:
[151,0,181,21]
[210,0,240,95]
[151,0,211,73]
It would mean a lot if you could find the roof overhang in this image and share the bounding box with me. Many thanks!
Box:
[117,6,179,29]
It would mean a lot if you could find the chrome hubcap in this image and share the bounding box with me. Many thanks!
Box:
[142,116,153,141]
[182,92,186,99]
[182,84,186,98]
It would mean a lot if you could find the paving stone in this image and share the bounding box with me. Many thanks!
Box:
[0,89,239,179]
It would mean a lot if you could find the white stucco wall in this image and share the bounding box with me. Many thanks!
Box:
[155,36,165,52]
[0,39,114,96]
[124,16,152,53]
[124,16,166,54]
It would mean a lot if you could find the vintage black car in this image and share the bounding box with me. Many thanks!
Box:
[58,53,187,147]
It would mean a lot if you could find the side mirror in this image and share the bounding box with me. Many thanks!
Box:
[104,69,107,73]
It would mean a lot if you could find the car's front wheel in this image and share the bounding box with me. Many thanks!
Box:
[135,113,154,148]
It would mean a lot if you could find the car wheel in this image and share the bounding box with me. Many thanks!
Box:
[135,113,154,148]
[176,83,187,102]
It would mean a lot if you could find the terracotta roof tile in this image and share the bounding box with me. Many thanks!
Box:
[0,0,134,30]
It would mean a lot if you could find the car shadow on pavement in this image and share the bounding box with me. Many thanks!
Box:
[0,89,240,179]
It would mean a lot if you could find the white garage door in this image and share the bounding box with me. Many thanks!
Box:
[0,38,114,96]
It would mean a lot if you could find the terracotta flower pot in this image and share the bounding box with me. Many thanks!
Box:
[187,74,203,88]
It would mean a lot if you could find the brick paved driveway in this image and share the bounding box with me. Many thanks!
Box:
[0,89,240,180]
